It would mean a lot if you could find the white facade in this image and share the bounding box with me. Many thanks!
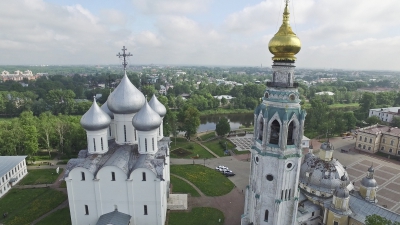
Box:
[369,107,400,123]
[86,129,109,154]
[0,156,28,198]
[114,113,138,145]
[137,129,159,154]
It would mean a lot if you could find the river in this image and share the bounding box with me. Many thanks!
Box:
[197,113,254,133]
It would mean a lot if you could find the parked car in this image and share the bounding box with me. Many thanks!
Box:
[341,149,349,153]
[224,172,235,177]
[222,169,232,173]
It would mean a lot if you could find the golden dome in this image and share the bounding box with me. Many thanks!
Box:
[268,1,301,61]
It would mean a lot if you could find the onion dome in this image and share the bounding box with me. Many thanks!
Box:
[80,98,111,131]
[334,175,350,198]
[107,72,145,114]
[368,165,374,172]
[148,94,167,117]
[101,101,114,119]
[132,101,162,131]
[361,166,378,188]
[268,1,301,61]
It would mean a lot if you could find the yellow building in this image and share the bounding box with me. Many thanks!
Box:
[356,125,400,157]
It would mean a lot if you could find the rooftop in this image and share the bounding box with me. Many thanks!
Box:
[358,125,400,136]
[0,156,27,178]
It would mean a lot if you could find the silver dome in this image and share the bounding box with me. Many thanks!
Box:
[361,177,378,188]
[334,186,349,198]
[368,165,375,172]
[320,142,333,150]
[101,101,114,119]
[300,153,353,195]
[107,72,145,114]
[132,101,162,131]
[80,99,111,131]
[148,94,167,117]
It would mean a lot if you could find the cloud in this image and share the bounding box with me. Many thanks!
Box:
[132,0,211,15]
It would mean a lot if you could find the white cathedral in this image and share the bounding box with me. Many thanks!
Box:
[64,48,170,225]
[241,2,400,225]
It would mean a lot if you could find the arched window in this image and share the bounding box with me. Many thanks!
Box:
[359,136,362,141]
[369,138,372,143]
[264,210,269,222]
[258,119,263,141]
[391,140,394,146]
[363,145,366,149]
[287,121,294,145]
[358,144,361,148]
[381,146,384,151]
[269,120,280,145]
[124,125,127,142]
[364,137,367,142]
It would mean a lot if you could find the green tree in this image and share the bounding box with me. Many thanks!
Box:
[366,116,381,125]
[343,111,357,131]
[392,117,400,128]
[359,92,376,115]
[365,214,400,225]
[38,112,56,157]
[179,106,200,140]
[216,117,231,136]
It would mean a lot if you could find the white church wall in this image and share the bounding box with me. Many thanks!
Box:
[137,130,158,154]
[114,114,137,145]
[67,168,98,225]
[130,168,163,225]
[86,129,108,154]
[97,166,130,215]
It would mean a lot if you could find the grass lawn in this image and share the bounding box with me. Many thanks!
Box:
[171,176,200,197]
[170,165,234,196]
[36,207,71,225]
[0,188,67,225]
[170,140,214,159]
[169,207,224,225]
[19,168,63,185]
[198,132,216,141]
[59,181,67,188]
[202,139,235,157]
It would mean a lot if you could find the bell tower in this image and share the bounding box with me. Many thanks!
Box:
[242,1,305,224]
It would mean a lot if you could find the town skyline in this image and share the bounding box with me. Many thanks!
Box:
[1,0,400,70]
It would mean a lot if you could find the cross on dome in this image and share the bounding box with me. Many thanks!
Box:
[116,46,133,71]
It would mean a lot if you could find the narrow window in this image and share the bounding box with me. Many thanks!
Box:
[144,205,148,215]
[381,146,384,151]
[334,221,339,225]
[264,210,269,222]
[93,138,96,151]
[142,172,146,181]
[134,128,137,141]
[285,189,288,200]
[287,121,294,145]
[111,172,115,181]
[85,205,89,215]
[391,140,394,146]
[281,190,283,200]
[258,119,263,141]
[363,145,366,149]
[124,125,127,142]
[364,137,367,142]
[288,189,291,200]
[369,138,372,143]
[358,144,361,148]
[270,120,280,145]
[312,212,315,217]
[101,138,104,150]
[81,172,85,181]
[109,126,111,137]
[359,136,362,141]
[152,138,155,151]
[159,127,161,136]
[145,138,147,152]
[383,138,386,143]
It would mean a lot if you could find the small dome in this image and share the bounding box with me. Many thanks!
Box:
[268,2,301,61]
[320,142,333,150]
[101,101,114,119]
[80,98,111,131]
[148,94,167,117]
[132,101,162,131]
[361,177,378,188]
[368,165,375,172]
[334,186,349,198]
[107,72,145,114]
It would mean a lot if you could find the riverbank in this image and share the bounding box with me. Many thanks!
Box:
[200,108,253,116]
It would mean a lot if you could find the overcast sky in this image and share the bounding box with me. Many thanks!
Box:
[1,0,400,71]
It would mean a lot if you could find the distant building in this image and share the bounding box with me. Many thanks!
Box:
[159,85,167,95]
[315,91,335,96]
[368,107,400,123]
[0,156,28,198]
[0,70,41,82]
[356,124,400,156]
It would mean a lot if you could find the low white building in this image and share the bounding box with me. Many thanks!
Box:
[0,156,28,198]
[315,91,335,96]
[369,107,400,123]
